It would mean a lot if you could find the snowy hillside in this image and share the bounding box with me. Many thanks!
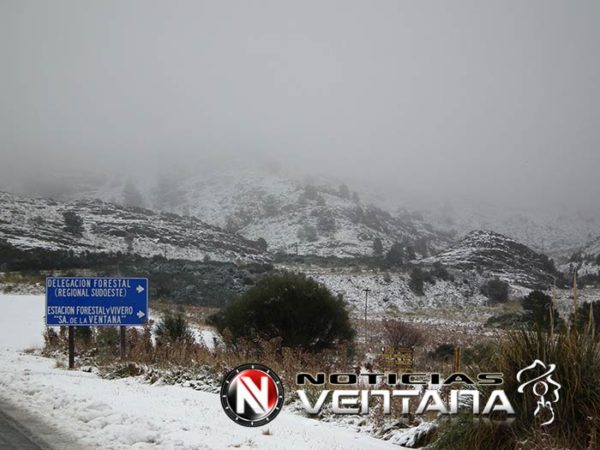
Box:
[424,230,557,289]
[576,235,600,263]
[420,201,600,256]
[22,167,451,258]
[174,169,451,258]
[0,192,266,263]
[559,235,600,278]
[295,266,488,317]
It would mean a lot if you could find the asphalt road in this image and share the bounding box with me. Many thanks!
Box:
[0,408,44,450]
[0,398,80,450]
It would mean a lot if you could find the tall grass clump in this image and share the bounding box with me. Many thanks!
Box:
[431,324,600,450]
[497,327,600,449]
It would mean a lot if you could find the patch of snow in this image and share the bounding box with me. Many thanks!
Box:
[0,352,395,449]
[0,294,45,351]
[390,422,437,448]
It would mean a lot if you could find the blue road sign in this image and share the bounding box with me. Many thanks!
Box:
[46,277,148,326]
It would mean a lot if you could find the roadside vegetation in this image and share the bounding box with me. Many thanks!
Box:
[38,270,600,449]
[432,309,600,450]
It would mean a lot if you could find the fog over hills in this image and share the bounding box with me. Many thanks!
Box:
[6,160,597,259]
[1,0,599,225]
[0,0,598,307]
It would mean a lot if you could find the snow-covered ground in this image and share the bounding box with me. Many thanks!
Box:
[0,294,46,351]
[0,294,397,449]
[278,264,486,318]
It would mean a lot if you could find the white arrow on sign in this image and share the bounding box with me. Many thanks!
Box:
[136,285,145,294]
[137,310,145,319]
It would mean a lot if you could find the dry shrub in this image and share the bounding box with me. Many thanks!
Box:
[381,319,425,349]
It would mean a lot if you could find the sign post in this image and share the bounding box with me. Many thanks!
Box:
[68,326,75,369]
[46,277,148,369]
[454,346,462,372]
[120,325,126,360]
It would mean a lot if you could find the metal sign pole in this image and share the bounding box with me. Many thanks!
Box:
[68,326,75,369]
[120,325,126,360]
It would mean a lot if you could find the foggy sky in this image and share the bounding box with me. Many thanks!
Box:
[1,1,599,211]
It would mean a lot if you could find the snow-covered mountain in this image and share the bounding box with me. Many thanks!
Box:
[420,200,600,256]
[424,230,557,289]
[560,235,600,279]
[9,163,598,264]
[21,167,452,258]
[0,192,266,263]
[579,235,600,260]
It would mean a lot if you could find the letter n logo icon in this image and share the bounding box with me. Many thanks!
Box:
[221,364,284,427]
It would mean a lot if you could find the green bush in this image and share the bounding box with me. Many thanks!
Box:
[210,273,355,352]
[75,326,93,346]
[481,278,509,304]
[297,224,318,243]
[96,327,120,357]
[256,237,268,252]
[430,261,454,281]
[372,238,383,257]
[385,243,404,266]
[62,211,84,236]
[408,267,425,296]
[522,290,562,331]
[429,343,454,362]
[155,311,193,345]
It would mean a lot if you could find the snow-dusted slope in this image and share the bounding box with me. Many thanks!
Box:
[180,170,448,257]
[38,168,451,258]
[0,192,266,263]
[560,235,600,278]
[301,267,488,317]
[578,235,600,260]
[421,201,600,255]
[425,230,557,289]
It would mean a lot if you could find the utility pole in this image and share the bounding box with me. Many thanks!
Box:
[550,277,556,338]
[573,272,579,324]
[363,288,371,347]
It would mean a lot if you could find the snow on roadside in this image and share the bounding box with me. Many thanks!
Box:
[0,294,397,449]
[0,294,46,351]
[0,352,396,449]
[191,328,220,351]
